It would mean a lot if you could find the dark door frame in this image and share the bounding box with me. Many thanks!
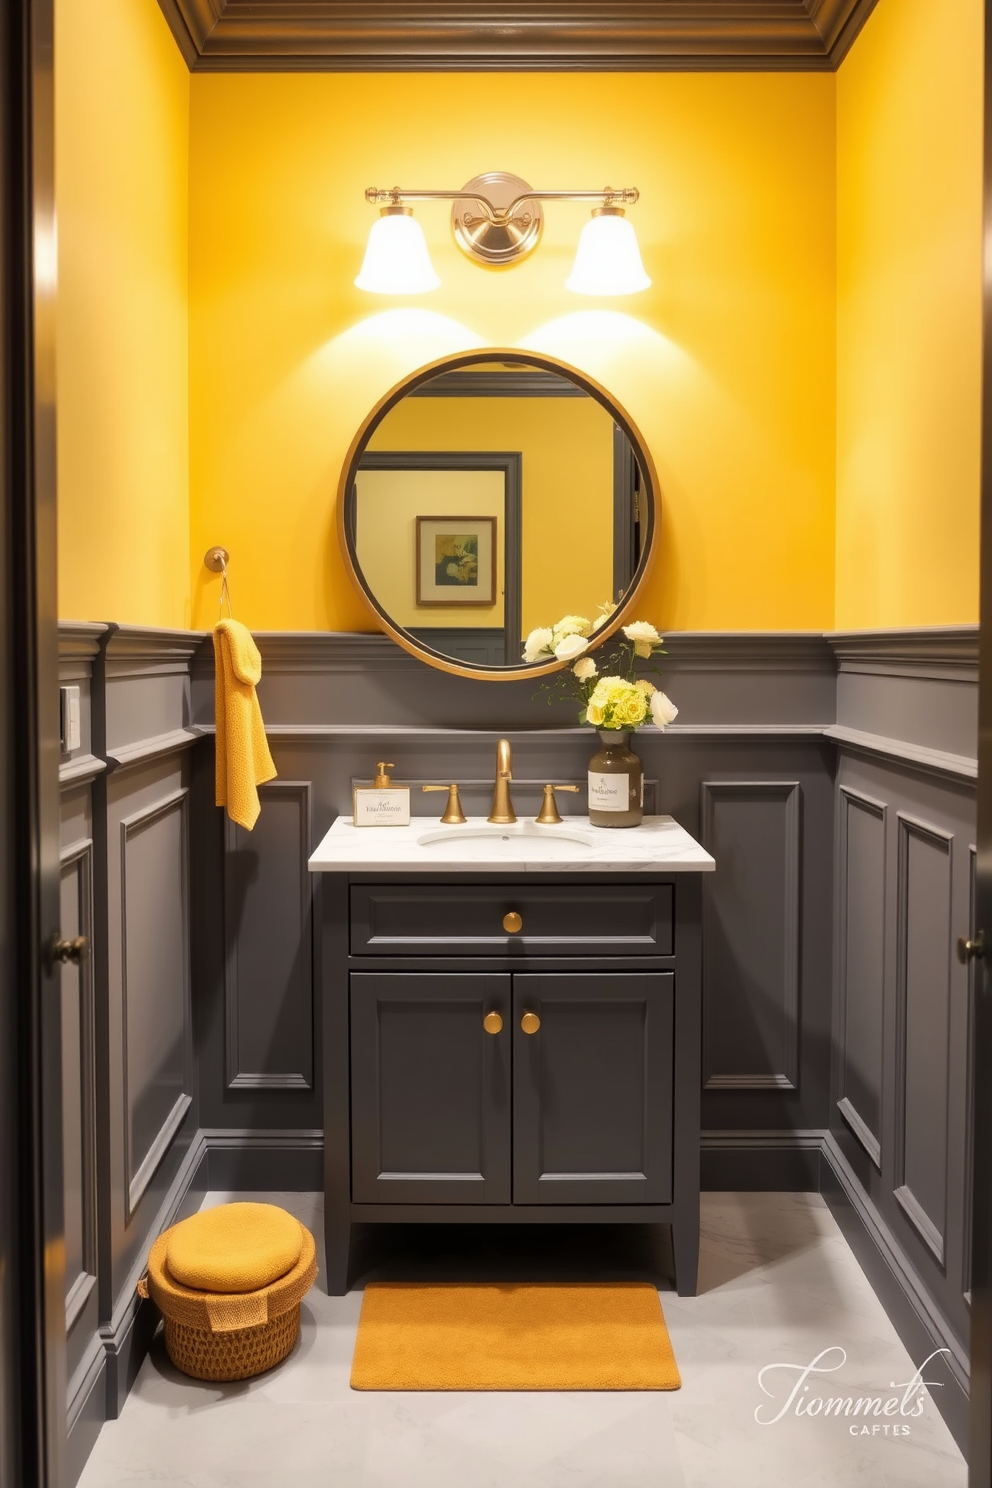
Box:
[1,1,66,1485]
[353,450,523,666]
[969,7,992,1482]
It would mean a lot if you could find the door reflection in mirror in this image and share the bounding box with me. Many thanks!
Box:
[349,361,646,670]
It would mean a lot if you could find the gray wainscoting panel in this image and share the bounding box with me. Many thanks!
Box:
[700,781,801,1092]
[836,786,886,1167]
[893,812,953,1265]
[120,788,192,1217]
[224,781,314,1091]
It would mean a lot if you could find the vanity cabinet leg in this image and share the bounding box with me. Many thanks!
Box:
[324,1210,351,1296]
[672,1216,699,1297]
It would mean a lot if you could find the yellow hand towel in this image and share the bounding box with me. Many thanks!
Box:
[213,620,277,830]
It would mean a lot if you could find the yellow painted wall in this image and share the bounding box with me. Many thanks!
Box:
[354,468,506,628]
[366,395,616,633]
[188,72,836,631]
[835,0,983,628]
[56,0,190,627]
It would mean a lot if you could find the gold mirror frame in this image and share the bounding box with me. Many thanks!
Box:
[337,348,661,682]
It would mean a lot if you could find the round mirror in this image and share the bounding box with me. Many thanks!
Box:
[338,349,659,681]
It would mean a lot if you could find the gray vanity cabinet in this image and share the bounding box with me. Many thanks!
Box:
[350,972,512,1204]
[512,972,674,1205]
[322,873,702,1298]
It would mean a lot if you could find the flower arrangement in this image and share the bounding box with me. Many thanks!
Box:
[523,604,679,732]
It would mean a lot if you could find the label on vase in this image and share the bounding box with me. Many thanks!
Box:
[588,771,630,811]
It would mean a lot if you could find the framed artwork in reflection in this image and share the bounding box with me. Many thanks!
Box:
[416,515,497,607]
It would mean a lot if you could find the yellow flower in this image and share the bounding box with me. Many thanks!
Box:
[586,675,648,730]
[635,679,656,696]
[552,614,592,646]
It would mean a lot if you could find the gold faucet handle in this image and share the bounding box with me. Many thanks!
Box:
[536,784,580,825]
[422,783,467,824]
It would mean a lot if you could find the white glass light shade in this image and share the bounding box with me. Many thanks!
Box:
[354,210,440,294]
[565,211,651,296]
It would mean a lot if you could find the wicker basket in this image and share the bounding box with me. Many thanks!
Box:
[138,1216,317,1382]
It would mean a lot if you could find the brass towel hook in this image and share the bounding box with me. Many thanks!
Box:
[204,546,234,620]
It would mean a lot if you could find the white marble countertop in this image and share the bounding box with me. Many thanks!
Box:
[308,814,715,874]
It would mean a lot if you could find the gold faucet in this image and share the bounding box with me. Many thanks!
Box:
[488,738,516,824]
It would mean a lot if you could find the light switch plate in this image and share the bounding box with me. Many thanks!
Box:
[60,685,81,754]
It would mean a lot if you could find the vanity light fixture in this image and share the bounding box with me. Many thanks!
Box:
[356,171,650,296]
[354,201,441,295]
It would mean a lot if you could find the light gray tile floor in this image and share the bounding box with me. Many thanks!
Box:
[77,1191,967,1487]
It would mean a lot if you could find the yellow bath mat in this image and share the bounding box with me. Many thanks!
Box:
[350,1282,681,1391]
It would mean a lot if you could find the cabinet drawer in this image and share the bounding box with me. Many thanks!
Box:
[350,883,673,957]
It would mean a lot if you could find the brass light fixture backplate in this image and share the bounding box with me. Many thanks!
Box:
[452,172,543,268]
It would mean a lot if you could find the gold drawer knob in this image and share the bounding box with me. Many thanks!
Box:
[483,1011,503,1035]
[521,1011,541,1035]
[503,911,523,934]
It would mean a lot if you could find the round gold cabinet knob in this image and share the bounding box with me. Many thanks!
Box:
[502,911,523,934]
[521,1011,541,1035]
[483,1011,503,1035]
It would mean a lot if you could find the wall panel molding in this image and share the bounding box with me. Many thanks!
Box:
[120,788,192,1217]
[893,812,953,1266]
[224,781,315,1091]
[154,0,877,71]
[700,780,801,1091]
[835,786,886,1169]
[59,838,98,1331]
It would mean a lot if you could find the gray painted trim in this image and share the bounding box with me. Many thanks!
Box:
[100,1128,208,1421]
[700,780,801,1091]
[700,1128,826,1149]
[119,788,192,1219]
[108,728,202,771]
[826,626,979,682]
[835,785,885,1170]
[893,811,954,1268]
[202,1128,324,1190]
[59,837,98,1330]
[203,722,831,742]
[59,754,107,787]
[104,625,206,673]
[964,843,977,1305]
[825,724,977,780]
[57,621,108,662]
[195,629,840,676]
[64,1274,95,1336]
[894,1184,946,1266]
[126,1094,192,1219]
[837,1097,882,1169]
[821,1132,968,1444]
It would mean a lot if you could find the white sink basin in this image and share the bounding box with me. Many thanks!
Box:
[417,821,596,856]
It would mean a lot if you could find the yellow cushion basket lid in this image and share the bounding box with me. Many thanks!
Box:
[165,1203,303,1293]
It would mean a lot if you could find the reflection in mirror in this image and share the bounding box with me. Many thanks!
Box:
[348,358,648,670]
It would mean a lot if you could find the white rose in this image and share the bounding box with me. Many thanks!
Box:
[623,620,663,659]
[650,690,679,730]
[572,656,598,680]
[554,633,589,662]
[522,626,554,664]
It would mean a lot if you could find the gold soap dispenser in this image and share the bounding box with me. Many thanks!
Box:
[352,761,411,827]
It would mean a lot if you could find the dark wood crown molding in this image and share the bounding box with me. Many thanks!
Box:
[155,0,878,72]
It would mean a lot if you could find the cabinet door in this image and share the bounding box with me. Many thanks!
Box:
[513,972,674,1204]
[351,972,511,1203]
